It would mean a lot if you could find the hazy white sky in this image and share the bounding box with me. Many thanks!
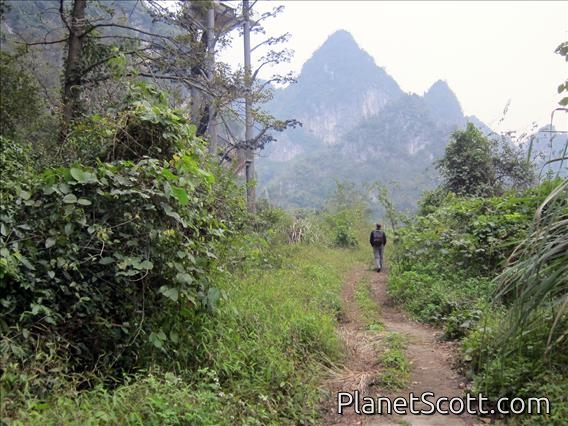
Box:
[221,0,568,135]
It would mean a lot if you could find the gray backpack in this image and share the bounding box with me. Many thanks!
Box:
[372,230,384,246]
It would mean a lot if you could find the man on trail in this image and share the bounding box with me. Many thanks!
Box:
[370,223,387,272]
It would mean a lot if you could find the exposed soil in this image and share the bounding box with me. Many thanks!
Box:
[320,265,487,426]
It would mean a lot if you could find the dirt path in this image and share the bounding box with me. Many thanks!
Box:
[321,265,484,426]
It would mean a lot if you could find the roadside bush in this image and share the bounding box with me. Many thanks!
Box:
[4,244,352,425]
[1,151,228,372]
[388,181,560,343]
[0,89,247,407]
[463,179,567,423]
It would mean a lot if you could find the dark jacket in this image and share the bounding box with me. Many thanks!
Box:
[370,229,387,247]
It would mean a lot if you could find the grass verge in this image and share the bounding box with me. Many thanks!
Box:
[4,244,365,425]
[376,332,410,390]
[354,275,383,331]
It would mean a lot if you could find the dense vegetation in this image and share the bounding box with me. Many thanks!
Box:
[1,1,566,424]
[389,120,567,423]
[0,62,369,424]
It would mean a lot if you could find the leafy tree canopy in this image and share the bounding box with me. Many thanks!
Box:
[437,122,534,198]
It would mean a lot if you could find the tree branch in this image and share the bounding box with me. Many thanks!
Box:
[59,0,70,31]
[80,23,173,41]
[21,37,69,47]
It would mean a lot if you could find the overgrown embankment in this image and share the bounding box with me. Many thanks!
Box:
[2,241,368,424]
[388,179,568,424]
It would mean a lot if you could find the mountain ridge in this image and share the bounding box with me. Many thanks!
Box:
[259,30,492,211]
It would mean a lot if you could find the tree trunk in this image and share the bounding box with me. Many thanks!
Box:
[243,0,255,213]
[60,0,87,142]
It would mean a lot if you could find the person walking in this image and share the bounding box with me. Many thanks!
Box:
[370,223,387,272]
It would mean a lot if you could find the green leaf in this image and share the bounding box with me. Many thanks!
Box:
[159,285,179,302]
[62,194,77,204]
[149,331,165,350]
[45,237,56,249]
[77,198,92,206]
[171,186,189,206]
[197,168,215,184]
[70,167,97,184]
[161,168,176,181]
[19,256,35,270]
[58,183,71,194]
[99,257,114,265]
[70,167,86,183]
[19,190,32,201]
[162,204,182,222]
[206,287,221,311]
[175,272,193,285]
[139,260,153,269]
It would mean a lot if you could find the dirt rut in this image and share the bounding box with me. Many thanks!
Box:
[321,266,484,426]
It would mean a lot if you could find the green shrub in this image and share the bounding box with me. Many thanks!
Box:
[0,150,231,372]
[388,183,557,333]
[396,178,567,424]
[0,87,249,404]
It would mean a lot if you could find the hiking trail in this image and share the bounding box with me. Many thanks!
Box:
[320,265,488,426]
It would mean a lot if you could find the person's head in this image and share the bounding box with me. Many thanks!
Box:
[376,223,382,230]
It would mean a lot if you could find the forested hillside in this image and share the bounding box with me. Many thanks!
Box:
[1,1,567,425]
[257,30,535,212]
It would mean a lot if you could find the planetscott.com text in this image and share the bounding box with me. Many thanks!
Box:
[337,391,551,416]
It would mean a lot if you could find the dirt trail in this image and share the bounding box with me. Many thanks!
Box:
[321,266,484,426]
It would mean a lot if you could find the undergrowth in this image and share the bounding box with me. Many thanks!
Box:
[3,244,362,425]
[376,332,410,390]
[355,275,383,331]
[388,179,567,424]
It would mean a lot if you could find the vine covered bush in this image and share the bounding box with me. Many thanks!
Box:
[0,89,245,402]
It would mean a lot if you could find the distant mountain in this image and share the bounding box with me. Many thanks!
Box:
[264,30,404,161]
[423,80,465,128]
[464,115,495,137]
[259,31,489,211]
[527,125,568,178]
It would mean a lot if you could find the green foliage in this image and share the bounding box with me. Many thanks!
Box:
[66,83,198,165]
[0,52,48,140]
[0,87,248,409]
[324,182,370,248]
[389,181,558,340]
[5,370,238,425]
[461,179,568,422]
[355,276,383,330]
[556,41,568,107]
[191,248,346,424]
[377,332,410,390]
[494,179,567,358]
[4,244,353,425]
[391,177,566,422]
[437,123,535,198]
[0,151,227,373]
[437,123,497,196]
[254,200,323,246]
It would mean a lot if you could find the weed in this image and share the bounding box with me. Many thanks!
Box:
[354,276,383,331]
[376,332,410,390]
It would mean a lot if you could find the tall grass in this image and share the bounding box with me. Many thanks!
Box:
[4,244,365,425]
[466,179,568,425]
[493,179,567,361]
